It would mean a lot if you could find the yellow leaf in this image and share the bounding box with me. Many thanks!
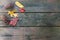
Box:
[8,10,18,17]
[15,1,24,8]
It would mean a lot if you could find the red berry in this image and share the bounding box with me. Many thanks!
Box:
[19,8,25,13]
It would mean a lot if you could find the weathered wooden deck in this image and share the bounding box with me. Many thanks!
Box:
[0,0,60,40]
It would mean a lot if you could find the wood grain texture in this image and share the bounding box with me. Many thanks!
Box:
[0,0,60,40]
